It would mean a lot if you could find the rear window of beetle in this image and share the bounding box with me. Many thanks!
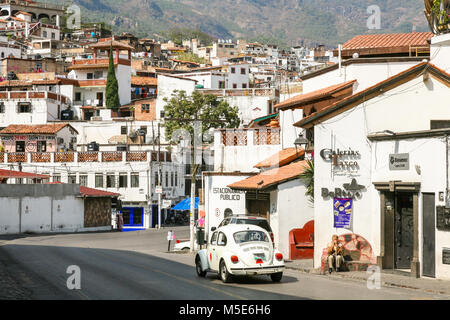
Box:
[233,230,269,244]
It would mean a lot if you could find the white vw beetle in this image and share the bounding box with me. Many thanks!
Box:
[195,224,285,283]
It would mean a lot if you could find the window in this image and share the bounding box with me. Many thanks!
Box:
[231,67,235,74]
[232,83,237,89]
[79,174,88,187]
[53,174,61,183]
[165,172,168,187]
[241,68,246,75]
[107,173,116,188]
[121,126,127,135]
[51,32,55,39]
[122,209,131,225]
[68,175,76,184]
[37,141,46,152]
[95,174,104,188]
[175,172,178,187]
[87,73,93,80]
[16,178,23,184]
[140,126,147,135]
[131,173,139,188]
[75,92,81,101]
[217,232,227,246]
[242,83,247,89]
[219,81,225,89]
[94,71,103,79]
[0,102,4,113]
[0,52,4,59]
[233,230,269,244]
[170,172,174,187]
[141,104,150,113]
[16,141,25,152]
[42,30,47,38]
[17,102,31,113]
[210,232,218,245]
[119,173,127,188]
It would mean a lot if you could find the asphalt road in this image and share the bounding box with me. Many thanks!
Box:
[1,227,449,300]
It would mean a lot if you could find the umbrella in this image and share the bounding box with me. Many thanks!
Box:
[172,197,198,211]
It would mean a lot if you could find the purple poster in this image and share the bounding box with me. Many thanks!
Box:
[333,198,352,228]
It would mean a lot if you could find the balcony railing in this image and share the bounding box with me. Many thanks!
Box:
[1,151,172,164]
[218,128,281,146]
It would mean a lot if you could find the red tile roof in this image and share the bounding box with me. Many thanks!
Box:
[79,186,120,198]
[274,80,356,110]
[0,123,79,135]
[228,160,308,191]
[254,148,305,169]
[131,76,157,86]
[46,182,120,197]
[337,32,433,58]
[0,169,49,179]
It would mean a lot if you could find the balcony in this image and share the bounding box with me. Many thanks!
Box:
[1,151,171,164]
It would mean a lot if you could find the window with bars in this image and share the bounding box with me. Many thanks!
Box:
[53,174,61,183]
[17,102,31,113]
[171,172,174,187]
[95,174,104,188]
[119,173,128,188]
[68,175,76,184]
[131,173,139,188]
[79,174,88,187]
[0,102,4,113]
[107,173,116,188]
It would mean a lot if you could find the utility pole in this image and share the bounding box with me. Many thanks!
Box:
[158,122,162,229]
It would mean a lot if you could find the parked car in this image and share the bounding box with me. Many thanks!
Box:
[174,240,190,251]
[195,224,285,283]
[215,215,274,244]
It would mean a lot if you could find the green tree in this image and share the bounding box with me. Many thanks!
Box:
[299,159,314,205]
[163,90,240,142]
[105,43,120,111]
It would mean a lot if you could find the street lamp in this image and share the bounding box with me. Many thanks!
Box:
[294,132,308,156]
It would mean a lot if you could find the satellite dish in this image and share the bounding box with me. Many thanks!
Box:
[352,52,359,59]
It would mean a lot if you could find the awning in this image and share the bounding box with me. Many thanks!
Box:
[172,197,198,211]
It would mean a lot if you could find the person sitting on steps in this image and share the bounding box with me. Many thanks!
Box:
[327,234,344,274]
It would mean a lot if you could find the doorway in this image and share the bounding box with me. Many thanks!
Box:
[394,192,414,270]
[422,193,436,277]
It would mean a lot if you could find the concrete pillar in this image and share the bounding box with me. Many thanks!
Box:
[56,15,60,27]
[411,193,420,278]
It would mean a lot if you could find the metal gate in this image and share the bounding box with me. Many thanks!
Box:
[394,193,414,269]
[422,193,436,277]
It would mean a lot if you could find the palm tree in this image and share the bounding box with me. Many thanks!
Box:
[299,159,314,205]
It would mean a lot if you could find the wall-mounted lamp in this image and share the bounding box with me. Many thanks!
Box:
[294,133,308,156]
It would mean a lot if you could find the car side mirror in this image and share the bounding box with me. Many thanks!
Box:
[211,227,216,232]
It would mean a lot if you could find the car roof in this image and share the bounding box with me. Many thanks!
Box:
[216,224,267,234]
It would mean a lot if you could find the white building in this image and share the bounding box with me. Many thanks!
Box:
[295,57,450,279]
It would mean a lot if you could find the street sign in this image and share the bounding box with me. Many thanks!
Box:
[162,200,172,209]
[167,231,175,241]
[155,186,163,194]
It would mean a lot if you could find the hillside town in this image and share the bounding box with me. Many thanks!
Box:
[0,0,450,302]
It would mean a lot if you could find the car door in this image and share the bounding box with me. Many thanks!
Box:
[214,232,228,268]
[208,231,219,271]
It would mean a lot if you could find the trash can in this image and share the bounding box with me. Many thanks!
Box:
[196,227,205,248]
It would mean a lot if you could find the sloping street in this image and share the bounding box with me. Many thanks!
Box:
[1,228,449,300]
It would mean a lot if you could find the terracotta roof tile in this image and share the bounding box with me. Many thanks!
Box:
[79,186,120,197]
[275,80,356,110]
[338,32,433,57]
[254,148,304,169]
[228,160,308,191]
[0,169,49,179]
[131,76,157,86]
[0,123,78,135]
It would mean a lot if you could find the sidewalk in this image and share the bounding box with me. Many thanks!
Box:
[285,259,450,296]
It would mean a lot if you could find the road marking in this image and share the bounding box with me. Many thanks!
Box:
[92,249,248,300]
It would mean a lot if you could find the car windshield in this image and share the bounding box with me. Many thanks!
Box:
[233,230,269,244]
[236,219,272,232]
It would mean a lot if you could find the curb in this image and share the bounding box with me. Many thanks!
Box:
[285,266,450,296]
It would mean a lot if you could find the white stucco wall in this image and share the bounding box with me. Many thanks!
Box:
[269,179,315,258]
[431,33,450,73]
[313,73,450,279]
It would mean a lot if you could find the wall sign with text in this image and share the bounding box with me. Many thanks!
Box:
[320,147,361,171]
[389,153,409,171]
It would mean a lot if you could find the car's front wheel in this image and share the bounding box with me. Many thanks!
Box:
[270,272,283,283]
[219,260,232,283]
[196,256,207,277]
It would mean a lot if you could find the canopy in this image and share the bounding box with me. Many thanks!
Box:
[172,197,198,211]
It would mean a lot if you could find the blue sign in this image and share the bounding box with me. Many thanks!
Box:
[333,198,352,228]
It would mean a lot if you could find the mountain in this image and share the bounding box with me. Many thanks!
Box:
[55,0,429,47]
